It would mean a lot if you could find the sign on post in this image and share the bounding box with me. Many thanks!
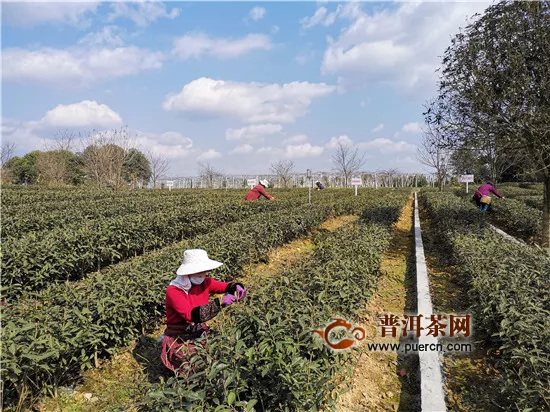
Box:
[166,180,174,191]
[458,175,474,193]
[458,175,474,183]
[247,179,257,187]
[351,177,362,196]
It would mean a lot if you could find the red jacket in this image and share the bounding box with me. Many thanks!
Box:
[165,277,230,326]
[244,184,273,200]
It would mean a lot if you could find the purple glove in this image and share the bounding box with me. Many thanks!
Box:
[222,294,237,307]
[235,285,247,301]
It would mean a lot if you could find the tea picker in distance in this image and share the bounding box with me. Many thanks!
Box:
[244,179,276,201]
[473,181,505,211]
[315,181,325,190]
[159,249,247,374]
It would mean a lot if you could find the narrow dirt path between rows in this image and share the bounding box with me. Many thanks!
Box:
[37,214,358,412]
[334,196,420,412]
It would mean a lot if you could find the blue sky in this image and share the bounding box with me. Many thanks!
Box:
[2,1,491,176]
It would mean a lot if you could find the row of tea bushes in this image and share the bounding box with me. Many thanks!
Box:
[3,188,382,238]
[144,196,408,411]
[1,199,297,301]
[422,192,550,410]
[518,195,543,211]
[1,186,230,206]
[1,205,332,406]
[488,198,542,243]
[2,192,246,238]
[454,190,542,243]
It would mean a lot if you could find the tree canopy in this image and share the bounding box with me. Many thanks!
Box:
[426,0,550,246]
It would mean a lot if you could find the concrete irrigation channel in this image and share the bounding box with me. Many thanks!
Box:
[414,192,447,412]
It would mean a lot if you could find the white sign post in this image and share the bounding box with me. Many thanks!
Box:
[166,180,174,191]
[351,177,362,196]
[458,174,474,193]
[306,169,312,204]
[247,179,257,188]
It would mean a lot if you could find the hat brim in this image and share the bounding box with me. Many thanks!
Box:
[176,259,223,276]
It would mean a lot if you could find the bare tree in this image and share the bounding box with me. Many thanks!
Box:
[81,127,136,190]
[377,169,400,187]
[1,141,16,168]
[417,124,451,191]
[42,129,77,152]
[270,160,294,188]
[35,151,70,186]
[147,151,170,188]
[198,162,223,188]
[331,142,366,187]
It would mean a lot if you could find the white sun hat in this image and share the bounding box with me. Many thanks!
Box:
[176,249,223,276]
[259,179,269,187]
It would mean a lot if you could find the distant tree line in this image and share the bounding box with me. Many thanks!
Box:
[1,128,170,190]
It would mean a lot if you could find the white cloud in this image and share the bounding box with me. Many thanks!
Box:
[163,77,336,124]
[257,147,283,155]
[3,46,164,86]
[40,100,123,128]
[401,122,422,133]
[78,26,125,47]
[372,123,384,133]
[1,118,48,153]
[301,7,328,29]
[230,144,254,155]
[320,2,490,92]
[301,5,343,29]
[197,149,222,161]
[358,138,416,154]
[107,2,180,27]
[134,131,194,160]
[2,2,100,28]
[226,124,282,141]
[325,135,354,149]
[172,33,271,60]
[2,113,195,165]
[249,7,266,21]
[283,134,309,145]
[284,143,324,159]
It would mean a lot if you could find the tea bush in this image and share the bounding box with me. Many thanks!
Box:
[143,195,409,411]
[520,195,543,211]
[422,191,550,409]
[489,198,542,242]
[1,205,331,404]
[1,200,296,300]
[453,189,542,243]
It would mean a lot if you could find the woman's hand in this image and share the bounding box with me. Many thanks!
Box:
[222,294,237,307]
[235,285,247,301]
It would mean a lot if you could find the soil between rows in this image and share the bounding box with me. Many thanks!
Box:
[333,195,420,412]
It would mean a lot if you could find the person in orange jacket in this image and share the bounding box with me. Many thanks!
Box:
[244,179,275,201]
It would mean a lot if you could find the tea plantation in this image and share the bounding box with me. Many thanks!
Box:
[1,186,548,411]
